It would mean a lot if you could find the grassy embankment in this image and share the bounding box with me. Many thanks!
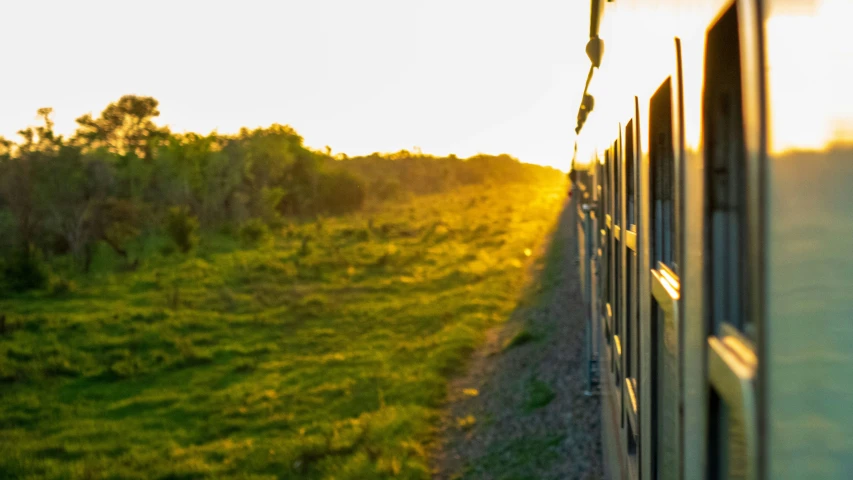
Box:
[0,179,566,479]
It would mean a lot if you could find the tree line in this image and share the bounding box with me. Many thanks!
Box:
[0,95,563,292]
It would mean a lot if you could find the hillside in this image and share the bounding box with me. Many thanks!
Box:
[0,179,567,479]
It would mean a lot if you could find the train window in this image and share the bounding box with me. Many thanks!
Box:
[649,77,680,480]
[625,120,638,383]
[607,146,617,374]
[613,139,620,307]
[624,118,640,472]
[649,78,678,274]
[623,259,632,406]
[704,3,750,340]
[626,120,636,229]
[604,148,612,308]
[596,160,603,206]
[605,148,612,223]
[704,4,755,480]
[609,139,621,389]
[601,149,612,351]
[614,139,621,227]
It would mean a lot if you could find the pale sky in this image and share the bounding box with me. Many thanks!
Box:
[0,0,590,170]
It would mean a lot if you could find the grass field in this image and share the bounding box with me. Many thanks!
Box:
[0,180,567,479]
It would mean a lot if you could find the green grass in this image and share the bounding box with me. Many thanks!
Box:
[0,181,566,479]
[524,378,556,413]
[503,328,537,351]
[462,434,566,480]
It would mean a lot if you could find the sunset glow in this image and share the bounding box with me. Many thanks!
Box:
[0,0,592,170]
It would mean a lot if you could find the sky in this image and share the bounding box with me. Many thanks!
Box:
[0,0,591,170]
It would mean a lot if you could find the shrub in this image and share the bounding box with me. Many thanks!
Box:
[372,178,403,201]
[1,248,48,293]
[299,236,312,257]
[259,187,285,223]
[159,243,177,256]
[355,228,371,242]
[233,358,257,373]
[172,337,213,367]
[239,218,270,247]
[93,198,144,259]
[48,276,77,297]
[218,223,237,237]
[164,206,199,254]
[43,356,82,378]
[317,170,366,215]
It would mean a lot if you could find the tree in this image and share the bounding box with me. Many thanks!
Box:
[16,108,62,155]
[0,156,37,250]
[73,95,167,161]
[164,206,199,254]
[90,198,143,266]
[0,108,62,251]
[33,146,112,268]
[0,136,11,159]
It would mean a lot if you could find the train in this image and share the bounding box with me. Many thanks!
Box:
[568,0,853,479]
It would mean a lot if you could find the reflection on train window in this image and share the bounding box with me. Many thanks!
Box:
[649,78,678,274]
[703,3,751,340]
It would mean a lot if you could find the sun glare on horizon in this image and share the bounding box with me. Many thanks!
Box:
[0,0,591,170]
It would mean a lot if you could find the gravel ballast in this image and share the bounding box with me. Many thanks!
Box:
[430,198,604,479]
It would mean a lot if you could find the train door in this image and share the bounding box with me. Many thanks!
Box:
[648,75,682,480]
[588,157,602,395]
[702,3,761,479]
[623,113,640,478]
[597,152,607,386]
[602,148,614,382]
[614,136,623,399]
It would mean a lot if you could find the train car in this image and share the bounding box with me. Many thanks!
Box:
[571,0,853,479]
